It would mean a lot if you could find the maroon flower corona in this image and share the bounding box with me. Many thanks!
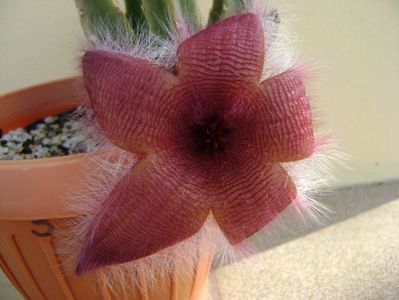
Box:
[77,13,314,274]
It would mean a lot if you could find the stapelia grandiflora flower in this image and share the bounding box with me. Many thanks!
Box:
[76,13,314,274]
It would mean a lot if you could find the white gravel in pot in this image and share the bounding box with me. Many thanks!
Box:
[0,108,99,160]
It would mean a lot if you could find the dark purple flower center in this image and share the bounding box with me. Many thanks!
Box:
[190,113,232,156]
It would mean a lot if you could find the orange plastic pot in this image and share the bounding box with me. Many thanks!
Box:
[0,79,211,300]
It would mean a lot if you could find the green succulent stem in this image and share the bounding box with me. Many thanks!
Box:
[142,0,176,37]
[177,0,201,30]
[208,0,224,25]
[208,0,247,25]
[124,0,148,32]
[75,0,134,41]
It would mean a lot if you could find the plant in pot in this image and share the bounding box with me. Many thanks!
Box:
[0,0,335,299]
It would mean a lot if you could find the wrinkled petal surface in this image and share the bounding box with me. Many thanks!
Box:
[211,146,296,244]
[177,13,264,93]
[76,151,212,274]
[83,50,180,152]
[78,12,316,274]
[244,70,314,162]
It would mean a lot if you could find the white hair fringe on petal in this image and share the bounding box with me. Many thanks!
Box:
[54,0,345,297]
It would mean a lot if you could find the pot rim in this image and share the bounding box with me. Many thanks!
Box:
[0,77,98,220]
[0,77,78,99]
[0,76,92,167]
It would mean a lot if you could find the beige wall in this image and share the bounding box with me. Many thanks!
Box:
[1,0,399,187]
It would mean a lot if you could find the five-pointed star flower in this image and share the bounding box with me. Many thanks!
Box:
[76,13,314,274]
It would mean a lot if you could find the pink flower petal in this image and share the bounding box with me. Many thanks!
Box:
[76,151,212,274]
[78,12,316,272]
[177,13,264,94]
[211,146,296,244]
[83,50,180,152]
[245,70,315,162]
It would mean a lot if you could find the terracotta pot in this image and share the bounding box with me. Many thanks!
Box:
[0,78,211,300]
